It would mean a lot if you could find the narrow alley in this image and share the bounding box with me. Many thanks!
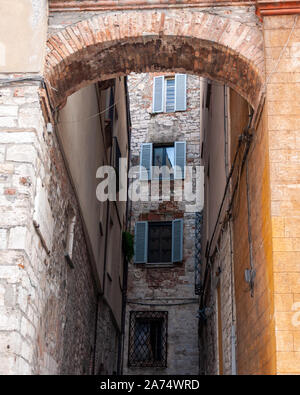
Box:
[1,1,299,376]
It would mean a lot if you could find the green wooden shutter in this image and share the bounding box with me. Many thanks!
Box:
[175,74,187,111]
[153,76,164,113]
[134,221,148,263]
[174,141,186,179]
[140,143,152,180]
[172,219,183,262]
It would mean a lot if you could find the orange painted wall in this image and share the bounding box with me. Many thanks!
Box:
[264,14,300,374]
[230,91,276,374]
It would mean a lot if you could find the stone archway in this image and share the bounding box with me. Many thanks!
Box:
[44,10,264,110]
[44,9,274,375]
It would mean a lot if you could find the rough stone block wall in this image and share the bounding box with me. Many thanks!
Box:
[123,73,201,374]
[0,80,119,374]
[264,14,300,375]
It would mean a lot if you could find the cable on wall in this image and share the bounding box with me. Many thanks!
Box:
[200,109,254,309]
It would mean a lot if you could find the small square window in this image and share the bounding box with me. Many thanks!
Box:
[128,311,168,368]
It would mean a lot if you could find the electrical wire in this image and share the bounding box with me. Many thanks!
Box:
[200,110,254,308]
[54,73,152,125]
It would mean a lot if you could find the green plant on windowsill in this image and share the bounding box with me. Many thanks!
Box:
[122,231,134,263]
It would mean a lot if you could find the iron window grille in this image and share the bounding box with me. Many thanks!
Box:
[128,311,168,368]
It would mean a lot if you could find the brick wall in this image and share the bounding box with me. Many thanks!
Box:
[46,8,264,111]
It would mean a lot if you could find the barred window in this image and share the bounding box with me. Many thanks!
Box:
[128,311,168,368]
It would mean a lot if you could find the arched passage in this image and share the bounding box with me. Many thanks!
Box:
[44,10,264,110]
[43,8,275,375]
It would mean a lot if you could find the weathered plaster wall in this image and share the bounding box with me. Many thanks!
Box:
[58,83,106,291]
[199,82,236,375]
[0,80,120,374]
[0,0,47,73]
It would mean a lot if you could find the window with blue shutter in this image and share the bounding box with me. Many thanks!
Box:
[165,78,175,113]
[175,74,187,111]
[148,222,172,263]
[172,219,183,263]
[135,220,183,264]
[140,143,153,180]
[153,76,164,113]
[134,221,148,263]
[153,74,187,113]
[152,144,175,180]
[174,141,186,179]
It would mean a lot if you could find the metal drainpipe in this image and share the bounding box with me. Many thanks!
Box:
[117,76,131,375]
[224,85,237,375]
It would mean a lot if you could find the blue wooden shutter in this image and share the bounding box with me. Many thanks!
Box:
[165,78,175,112]
[172,219,183,262]
[175,74,187,111]
[174,141,186,179]
[153,76,164,113]
[134,221,148,263]
[140,143,152,180]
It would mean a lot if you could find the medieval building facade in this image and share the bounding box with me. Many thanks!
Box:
[123,72,202,374]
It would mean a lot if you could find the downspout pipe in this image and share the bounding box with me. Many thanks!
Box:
[117,76,131,375]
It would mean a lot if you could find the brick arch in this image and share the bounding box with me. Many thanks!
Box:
[44,10,264,109]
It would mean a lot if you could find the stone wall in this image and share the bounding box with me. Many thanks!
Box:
[123,72,201,374]
[0,80,119,374]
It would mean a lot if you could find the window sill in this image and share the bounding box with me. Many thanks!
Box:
[143,262,181,268]
[150,110,184,116]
